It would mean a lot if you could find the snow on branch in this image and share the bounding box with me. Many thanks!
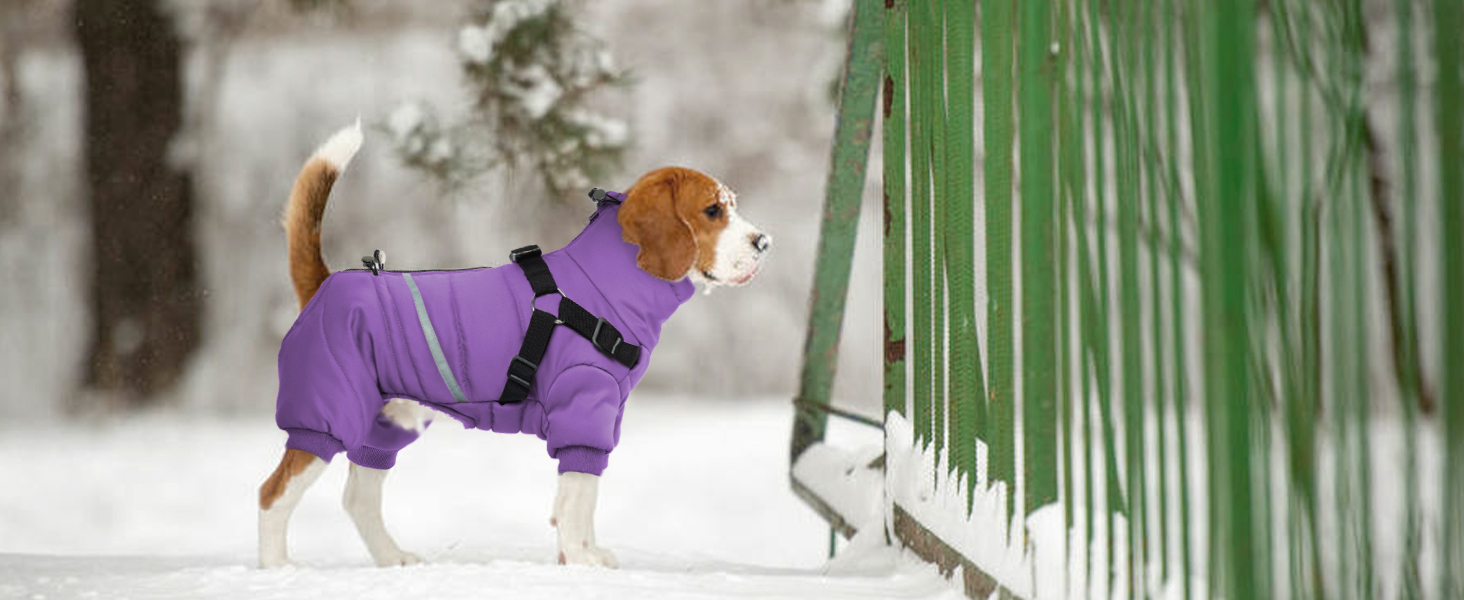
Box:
[389,0,631,197]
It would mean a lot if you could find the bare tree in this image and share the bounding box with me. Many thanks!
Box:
[73,0,201,409]
[0,0,31,227]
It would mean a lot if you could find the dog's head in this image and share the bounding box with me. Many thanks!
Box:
[619,167,770,287]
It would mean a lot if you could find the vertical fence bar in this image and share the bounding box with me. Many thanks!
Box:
[1393,0,1424,595]
[1434,0,1464,595]
[1178,0,1217,592]
[1056,0,1077,554]
[908,0,933,450]
[1327,2,1355,592]
[927,0,948,460]
[1343,3,1375,598]
[790,0,883,460]
[982,0,1017,521]
[1209,0,1258,596]
[1163,0,1191,596]
[1252,135,1276,600]
[1256,6,1287,596]
[1330,106,1353,600]
[1188,0,1218,592]
[1019,0,1058,517]
[1073,2,1099,591]
[1265,2,1298,598]
[1089,0,1126,587]
[1141,0,1168,590]
[1110,0,1146,590]
[1296,0,1324,592]
[944,0,983,507]
[883,0,907,425]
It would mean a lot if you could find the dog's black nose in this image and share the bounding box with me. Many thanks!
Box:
[752,233,771,253]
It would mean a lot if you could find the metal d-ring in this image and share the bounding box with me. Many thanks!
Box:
[530,289,567,324]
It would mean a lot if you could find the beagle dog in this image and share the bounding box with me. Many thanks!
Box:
[257,123,769,569]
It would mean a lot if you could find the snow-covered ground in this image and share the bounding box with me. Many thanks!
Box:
[0,396,961,600]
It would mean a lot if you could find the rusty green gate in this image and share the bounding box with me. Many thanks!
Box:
[790,0,1464,598]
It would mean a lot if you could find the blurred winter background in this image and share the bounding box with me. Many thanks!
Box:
[0,1,935,598]
[0,0,887,417]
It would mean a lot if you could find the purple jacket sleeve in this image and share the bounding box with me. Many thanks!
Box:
[543,365,624,475]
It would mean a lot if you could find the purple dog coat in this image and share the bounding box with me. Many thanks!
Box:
[274,197,695,475]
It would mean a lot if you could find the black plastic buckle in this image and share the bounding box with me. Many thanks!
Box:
[590,317,621,355]
[360,249,385,276]
[507,354,538,390]
[509,245,542,264]
[588,188,623,206]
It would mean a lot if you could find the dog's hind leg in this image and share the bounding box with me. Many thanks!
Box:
[344,463,421,567]
[258,448,328,568]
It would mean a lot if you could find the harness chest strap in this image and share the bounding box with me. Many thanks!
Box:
[499,244,641,404]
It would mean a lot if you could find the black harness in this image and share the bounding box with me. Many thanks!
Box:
[498,243,641,403]
[498,187,641,403]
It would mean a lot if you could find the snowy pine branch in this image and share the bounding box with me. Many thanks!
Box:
[389,0,631,198]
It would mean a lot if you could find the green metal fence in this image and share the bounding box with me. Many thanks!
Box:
[791,0,1464,598]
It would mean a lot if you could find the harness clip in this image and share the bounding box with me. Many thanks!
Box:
[509,245,542,264]
[590,317,622,355]
[360,249,385,275]
[588,188,624,206]
[506,355,538,393]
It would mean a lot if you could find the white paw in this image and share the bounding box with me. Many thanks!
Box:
[374,550,423,567]
[558,544,619,569]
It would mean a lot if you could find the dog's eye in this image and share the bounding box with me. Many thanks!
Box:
[703,204,723,220]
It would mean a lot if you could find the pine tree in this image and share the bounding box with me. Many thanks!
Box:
[388,0,631,198]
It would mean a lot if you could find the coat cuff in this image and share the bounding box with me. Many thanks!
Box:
[284,428,345,463]
[555,445,609,475]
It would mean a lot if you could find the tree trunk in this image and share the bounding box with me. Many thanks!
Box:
[73,0,201,409]
[0,3,24,227]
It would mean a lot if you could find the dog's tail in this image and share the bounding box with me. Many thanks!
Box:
[283,121,363,310]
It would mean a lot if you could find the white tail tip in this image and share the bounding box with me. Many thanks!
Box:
[314,119,363,170]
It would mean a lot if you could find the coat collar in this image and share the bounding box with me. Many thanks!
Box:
[559,201,695,332]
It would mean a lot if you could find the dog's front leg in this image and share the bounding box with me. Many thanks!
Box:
[552,472,618,568]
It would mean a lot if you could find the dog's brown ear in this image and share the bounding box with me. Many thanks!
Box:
[619,169,696,281]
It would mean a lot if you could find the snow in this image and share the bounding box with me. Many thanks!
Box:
[562,110,630,149]
[885,412,1035,598]
[457,25,495,65]
[387,102,427,144]
[489,0,555,32]
[458,0,559,68]
[508,64,563,120]
[0,554,964,600]
[876,399,1446,600]
[0,397,962,600]
[791,442,884,530]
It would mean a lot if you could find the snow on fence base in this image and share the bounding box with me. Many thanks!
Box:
[790,442,884,538]
[893,505,1014,600]
[787,415,1043,599]
[885,411,1057,600]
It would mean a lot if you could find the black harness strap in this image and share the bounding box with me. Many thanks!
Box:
[499,244,641,403]
[501,309,558,403]
[557,298,642,366]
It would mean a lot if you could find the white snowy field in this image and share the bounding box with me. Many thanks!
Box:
[0,396,961,600]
